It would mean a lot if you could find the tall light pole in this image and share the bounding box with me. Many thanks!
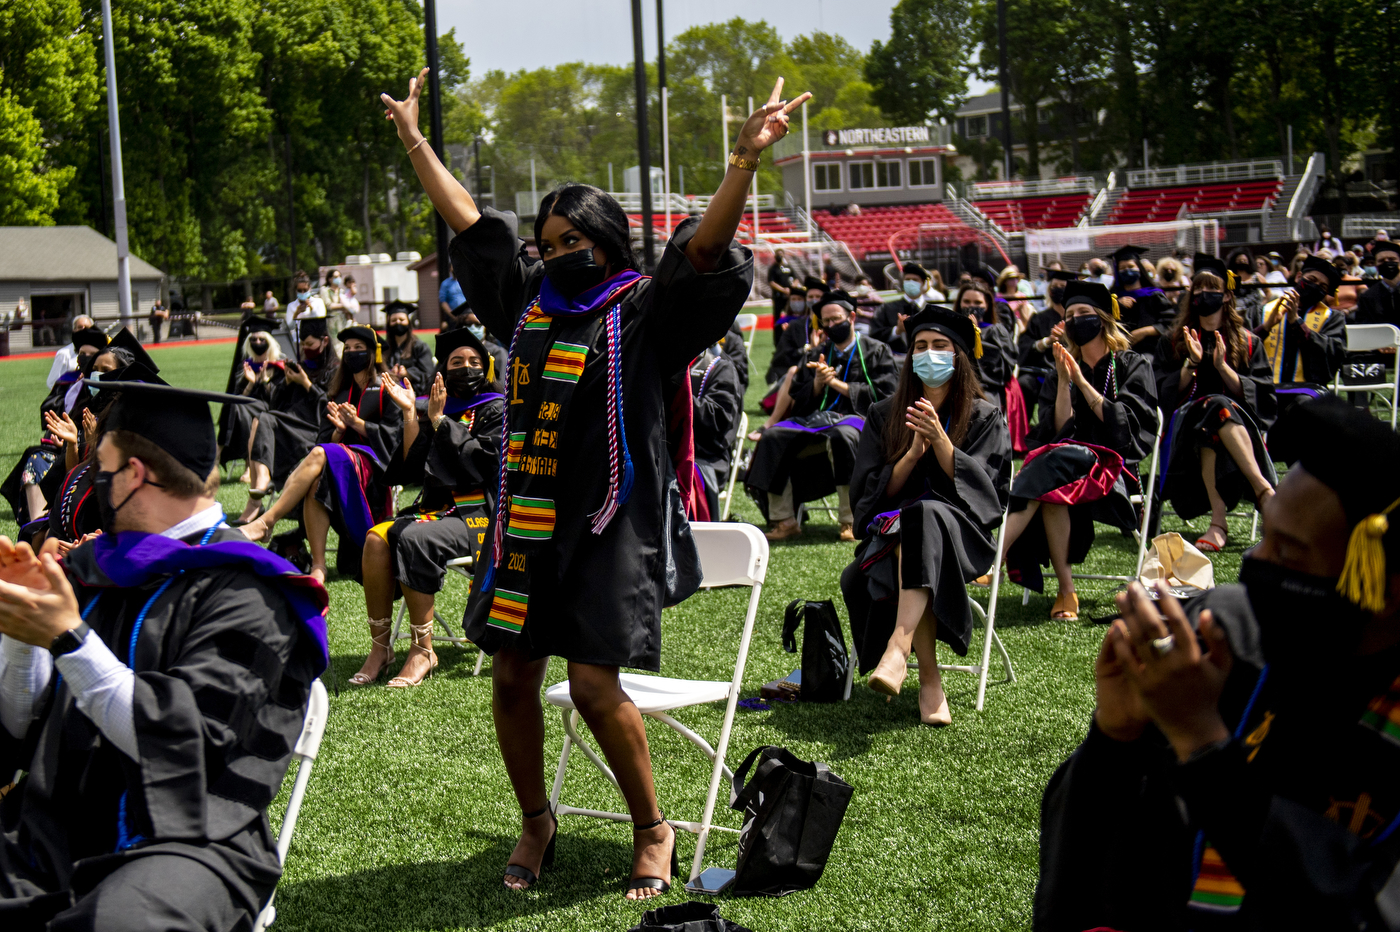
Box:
[631,0,654,271]
[100,0,132,326]
[657,0,671,238]
[424,0,449,298]
[997,0,1014,182]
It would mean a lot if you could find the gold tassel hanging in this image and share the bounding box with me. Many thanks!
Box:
[1337,494,1400,612]
[375,340,383,364]
[1227,270,1237,291]
[1111,295,1121,320]
[487,356,496,384]
[973,328,984,359]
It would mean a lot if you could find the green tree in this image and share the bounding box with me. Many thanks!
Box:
[0,78,75,224]
[973,0,1063,176]
[865,0,974,124]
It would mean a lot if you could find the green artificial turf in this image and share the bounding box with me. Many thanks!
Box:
[0,334,1257,931]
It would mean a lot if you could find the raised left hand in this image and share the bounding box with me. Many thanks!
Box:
[0,549,81,647]
[427,373,447,424]
[733,78,813,157]
[906,397,946,447]
[1211,330,1227,369]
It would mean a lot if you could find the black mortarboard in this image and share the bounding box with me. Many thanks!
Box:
[802,276,828,293]
[1301,255,1342,293]
[1046,268,1079,282]
[1371,239,1400,260]
[105,327,158,373]
[901,262,930,282]
[435,328,495,383]
[98,382,255,480]
[1109,244,1150,265]
[338,325,385,364]
[814,290,856,314]
[1271,397,1400,611]
[906,305,981,359]
[72,329,109,352]
[85,362,168,416]
[382,300,418,320]
[1062,280,1119,319]
[1193,253,1233,288]
[243,315,278,334]
[965,266,996,291]
[297,317,329,341]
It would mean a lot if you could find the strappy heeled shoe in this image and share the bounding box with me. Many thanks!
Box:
[1195,522,1229,553]
[387,620,438,688]
[347,619,394,686]
[626,813,679,898]
[504,805,558,891]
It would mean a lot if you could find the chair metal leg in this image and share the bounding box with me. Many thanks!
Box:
[548,709,575,810]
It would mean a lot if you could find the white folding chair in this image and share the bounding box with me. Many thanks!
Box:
[719,412,748,521]
[1332,323,1400,428]
[252,679,329,932]
[390,554,486,675]
[544,522,768,883]
[735,312,759,356]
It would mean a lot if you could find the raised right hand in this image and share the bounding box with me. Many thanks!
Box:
[1052,340,1074,383]
[379,372,416,413]
[381,68,428,145]
[1093,623,1148,741]
[0,537,51,590]
[1184,327,1203,364]
[44,410,79,446]
[288,365,312,390]
[427,373,448,423]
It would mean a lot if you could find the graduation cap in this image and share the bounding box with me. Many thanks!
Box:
[964,266,996,291]
[1193,253,1234,289]
[906,305,981,359]
[814,290,856,315]
[99,382,255,480]
[1301,255,1342,293]
[243,315,278,335]
[1271,397,1400,612]
[802,276,829,293]
[382,300,418,321]
[297,317,329,341]
[435,327,496,383]
[1371,239,1400,260]
[1109,244,1150,266]
[1062,280,1119,319]
[901,262,931,282]
[338,325,384,364]
[105,327,158,373]
[72,328,109,352]
[1046,268,1079,283]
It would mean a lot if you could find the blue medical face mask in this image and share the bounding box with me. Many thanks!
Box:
[296,289,310,301]
[912,349,956,388]
[904,280,923,299]
[468,324,487,341]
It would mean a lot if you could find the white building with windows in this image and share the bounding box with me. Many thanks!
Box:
[772,124,956,209]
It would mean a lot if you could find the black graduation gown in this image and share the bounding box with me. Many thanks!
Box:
[745,334,900,513]
[1035,585,1400,932]
[1152,332,1277,522]
[450,207,752,669]
[689,352,742,517]
[218,365,287,468]
[1355,279,1399,326]
[1248,298,1348,388]
[872,296,921,346]
[0,528,321,929]
[380,396,504,593]
[1017,307,1065,446]
[721,323,751,397]
[766,316,813,386]
[1113,287,1177,345]
[260,359,337,485]
[385,337,435,396]
[45,461,99,544]
[312,382,402,579]
[976,321,1016,409]
[840,397,1010,665]
[1008,350,1158,591]
[3,378,87,527]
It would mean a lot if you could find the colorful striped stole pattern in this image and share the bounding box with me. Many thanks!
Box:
[542,341,589,383]
[523,309,552,332]
[506,432,525,472]
[1189,843,1245,912]
[506,495,556,540]
[1361,674,1400,747]
[454,490,487,508]
[487,588,529,633]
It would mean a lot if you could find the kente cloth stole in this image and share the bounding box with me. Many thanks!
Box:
[1262,301,1331,383]
[481,275,643,635]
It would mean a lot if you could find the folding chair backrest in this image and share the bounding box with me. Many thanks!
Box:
[1346,323,1400,352]
[735,313,759,354]
[690,521,768,588]
[275,679,328,864]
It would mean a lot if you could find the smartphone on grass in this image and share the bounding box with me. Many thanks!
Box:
[685,866,735,896]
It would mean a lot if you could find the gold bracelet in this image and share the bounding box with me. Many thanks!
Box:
[728,151,759,172]
[405,136,428,155]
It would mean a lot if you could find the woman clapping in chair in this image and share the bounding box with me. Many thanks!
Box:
[840,306,1012,725]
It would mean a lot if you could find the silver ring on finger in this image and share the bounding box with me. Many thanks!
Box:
[1151,635,1176,657]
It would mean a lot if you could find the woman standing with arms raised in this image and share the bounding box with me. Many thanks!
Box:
[382,69,809,898]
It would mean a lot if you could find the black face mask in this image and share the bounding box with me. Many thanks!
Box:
[1065,313,1103,345]
[1239,555,1370,678]
[93,464,160,534]
[1379,259,1400,280]
[1298,281,1329,311]
[341,351,371,374]
[1116,268,1140,288]
[543,249,608,298]
[387,323,411,337]
[824,320,852,345]
[1048,286,1066,306]
[1193,292,1225,316]
[444,366,487,399]
[248,338,269,355]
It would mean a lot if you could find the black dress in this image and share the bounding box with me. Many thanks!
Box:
[451,208,752,669]
[1008,350,1159,592]
[689,351,743,518]
[385,336,435,395]
[1152,331,1277,522]
[840,397,1011,667]
[976,320,1017,411]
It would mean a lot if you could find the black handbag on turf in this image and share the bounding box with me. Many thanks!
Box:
[628,902,753,932]
[729,745,854,897]
[781,599,850,703]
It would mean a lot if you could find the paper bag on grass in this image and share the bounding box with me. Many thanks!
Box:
[1138,532,1215,591]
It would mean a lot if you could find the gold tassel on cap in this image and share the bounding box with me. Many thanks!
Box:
[1111,295,1121,320]
[375,341,383,364]
[487,356,496,383]
[1227,270,1237,291]
[973,327,984,359]
[1337,495,1400,612]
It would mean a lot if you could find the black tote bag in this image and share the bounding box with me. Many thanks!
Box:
[781,599,850,703]
[729,745,854,897]
[628,902,753,932]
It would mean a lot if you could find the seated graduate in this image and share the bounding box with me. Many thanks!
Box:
[719,317,751,398]
[689,340,744,519]
[1017,268,1077,407]
[761,276,826,399]
[351,327,504,688]
[999,281,1159,621]
[1035,397,1400,932]
[1355,237,1400,325]
[1152,254,1278,553]
[1109,244,1177,350]
[747,290,899,541]
[217,320,286,525]
[238,326,402,584]
[952,280,1016,409]
[382,302,435,395]
[0,380,328,932]
[1248,254,1348,410]
[839,306,1011,725]
[872,262,932,347]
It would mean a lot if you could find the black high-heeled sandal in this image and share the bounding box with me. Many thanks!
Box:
[504,805,557,891]
[626,813,679,897]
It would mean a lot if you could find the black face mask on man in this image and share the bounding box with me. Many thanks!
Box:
[1297,281,1329,311]
[341,350,371,374]
[1065,312,1103,345]
[444,366,487,399]
[1049,286,1066,306]
[1379,259,1400,280]
[824,320,852,345]
[93,464,162,534]
[1238,555,1371,678]
[544,249,608,298]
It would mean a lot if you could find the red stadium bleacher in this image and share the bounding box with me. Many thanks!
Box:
[970,193,1094,231]
[626,210,799,243]
[1104,180,1282,225]
[813,203,968,259]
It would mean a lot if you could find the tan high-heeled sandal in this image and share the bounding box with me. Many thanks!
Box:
[388,620,438,688]
[348,619,394,686]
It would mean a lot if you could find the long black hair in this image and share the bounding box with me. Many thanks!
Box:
[535,184,640,273]
[882,344,985,462]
